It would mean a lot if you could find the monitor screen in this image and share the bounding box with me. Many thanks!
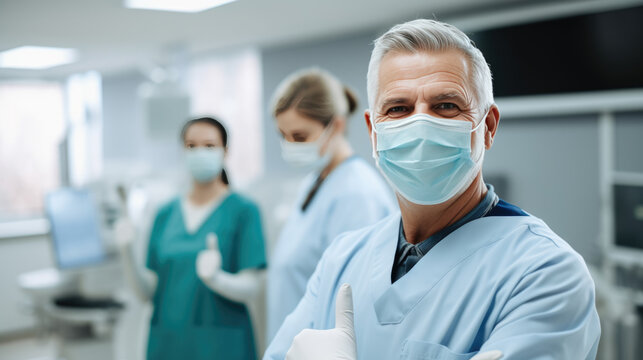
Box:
[614,184,643,251]
[46,188,107,269]
[470,5,643,97]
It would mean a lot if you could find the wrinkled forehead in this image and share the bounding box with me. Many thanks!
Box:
[375,49,476,104]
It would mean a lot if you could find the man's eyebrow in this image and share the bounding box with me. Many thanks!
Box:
[430,93,465,102]
[379,98,409,109]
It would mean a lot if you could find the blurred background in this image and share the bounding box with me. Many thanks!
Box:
[1,0,642,359]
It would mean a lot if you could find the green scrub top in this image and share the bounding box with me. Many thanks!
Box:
[145,192,266,360]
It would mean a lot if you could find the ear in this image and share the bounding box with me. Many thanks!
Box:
[364,110,373,138]
[483,105,500,149]
[364,110,378,154]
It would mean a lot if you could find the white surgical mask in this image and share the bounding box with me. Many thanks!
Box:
[185,147,224,183]
[371,112,486,205]
[281,123,334,170]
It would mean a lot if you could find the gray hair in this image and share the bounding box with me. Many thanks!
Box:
[367,19,494,112]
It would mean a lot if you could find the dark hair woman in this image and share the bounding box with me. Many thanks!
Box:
[116,116,266,360]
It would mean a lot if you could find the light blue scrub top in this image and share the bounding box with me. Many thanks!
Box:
[264,202,601,359]
[267,157,396,340]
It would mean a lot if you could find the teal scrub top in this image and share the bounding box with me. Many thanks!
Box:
[146,192,267,360]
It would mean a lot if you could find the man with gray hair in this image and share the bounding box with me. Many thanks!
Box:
[264,19,600,360]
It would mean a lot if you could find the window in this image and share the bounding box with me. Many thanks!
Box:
[0,81,65,222]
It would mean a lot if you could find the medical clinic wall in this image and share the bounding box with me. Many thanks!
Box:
[614,112,643,174]
[484,115,602,265]
[103,72,147,163]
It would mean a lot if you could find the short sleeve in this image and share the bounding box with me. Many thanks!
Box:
[236,202,267,271]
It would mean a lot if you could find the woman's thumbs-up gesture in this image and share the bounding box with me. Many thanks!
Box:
[196,233,222,282]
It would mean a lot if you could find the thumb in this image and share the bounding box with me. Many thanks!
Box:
[206,233,218,251]
[335,283,354,331]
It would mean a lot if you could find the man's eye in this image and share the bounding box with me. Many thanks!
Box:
[387,106,408,115]
[436,103,459,110]
[434,103,462,117]
[206,144,216,148]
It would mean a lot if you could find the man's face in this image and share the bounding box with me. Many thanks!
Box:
[367,48,491,155]
[372,49,482,126]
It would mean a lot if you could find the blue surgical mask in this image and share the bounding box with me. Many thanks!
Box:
[185,147,224,183]
[280,122,334,170]
[372,113,485,205]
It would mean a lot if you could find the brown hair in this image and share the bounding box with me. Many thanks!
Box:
[271,68,358,127]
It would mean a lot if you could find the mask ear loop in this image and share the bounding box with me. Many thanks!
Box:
[470,111,489,163]
[470,115,486,132]
[369,112,378,160]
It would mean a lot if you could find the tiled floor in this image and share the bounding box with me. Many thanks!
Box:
[0,335,59,360]
[0,333,121,360]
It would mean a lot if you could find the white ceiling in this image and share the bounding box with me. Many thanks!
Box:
[0,0,636,78]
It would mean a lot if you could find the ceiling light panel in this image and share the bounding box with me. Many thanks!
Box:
[0,46,78,70]
[124,0,237,13]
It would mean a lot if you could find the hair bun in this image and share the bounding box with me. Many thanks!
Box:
[343,86,358,115]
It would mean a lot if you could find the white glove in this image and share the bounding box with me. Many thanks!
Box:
[286,283,357,360]
[114,217,136,250]
[196,233,222,282]
[471,350,503,360]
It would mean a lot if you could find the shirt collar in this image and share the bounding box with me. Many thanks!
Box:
[396,184,499,262]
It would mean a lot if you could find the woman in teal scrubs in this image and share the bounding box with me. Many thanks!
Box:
[144,117,266,360]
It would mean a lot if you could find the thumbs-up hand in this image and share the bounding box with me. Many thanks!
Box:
[286,283,357,360]
[114,217,136,250]
[196,233,222,282]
